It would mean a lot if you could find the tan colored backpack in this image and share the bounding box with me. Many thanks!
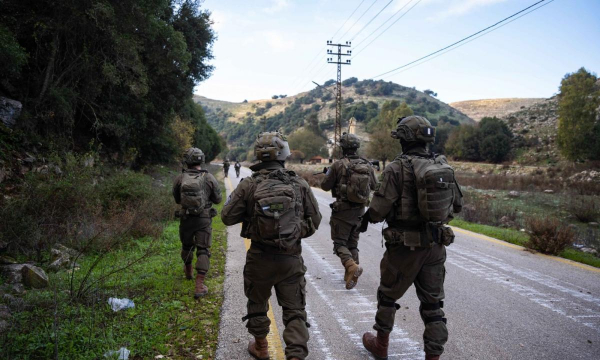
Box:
[180,171,209,213]
[338,158,372,205]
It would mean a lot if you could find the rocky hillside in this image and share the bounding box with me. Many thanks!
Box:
[196,79,475,148]
[450,98,546,122]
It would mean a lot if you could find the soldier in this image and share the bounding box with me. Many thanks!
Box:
[223,158,231,178]
[320,133,377,290]
[234,160,242,178]
[173,148,223,298]
[358,116,463,360]
[221,131,322,360]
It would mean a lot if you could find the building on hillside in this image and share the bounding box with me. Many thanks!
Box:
[348,117,357,134]
[309,156,327,164]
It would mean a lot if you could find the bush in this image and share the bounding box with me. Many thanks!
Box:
[567,196,600,223]
[525,217,575,255]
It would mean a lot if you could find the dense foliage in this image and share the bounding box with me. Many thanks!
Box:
[0,0,222,164]
[557,68,600,161]
[445,117,513,163]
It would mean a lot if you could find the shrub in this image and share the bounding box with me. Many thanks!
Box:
[525,217,575,255]
[567,196,599,223]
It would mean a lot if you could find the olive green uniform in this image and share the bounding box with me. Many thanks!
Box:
[366,148,462,357]
[173,170,222,273]
[221,162,322,360]
[223,161,230,177]
[321,155,378,265]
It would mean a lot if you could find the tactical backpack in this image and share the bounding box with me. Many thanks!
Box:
[180,171,209,214]
[403,155,458,222]
[338,158,372,205]
[251,169,303,250]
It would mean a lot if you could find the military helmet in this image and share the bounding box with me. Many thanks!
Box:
[391,116,435,143]
[254,131,291,162]
[183,147,205,166]
[340,132,360,149]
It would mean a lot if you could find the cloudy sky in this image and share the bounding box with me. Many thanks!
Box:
[194,0,600,104]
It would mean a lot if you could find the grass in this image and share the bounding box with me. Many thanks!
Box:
[1,186,228,359]
[450,218,600,269]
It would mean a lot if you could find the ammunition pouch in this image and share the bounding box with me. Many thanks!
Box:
[383,223,453,248]
[209,207,218,218]
[440,225,455,246]
[179,207,213,218]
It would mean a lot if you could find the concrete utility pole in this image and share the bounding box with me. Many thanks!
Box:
[326,40,352,159]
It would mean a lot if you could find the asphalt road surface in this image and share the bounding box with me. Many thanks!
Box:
[216,166,600,360]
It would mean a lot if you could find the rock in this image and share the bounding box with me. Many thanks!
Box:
[11,283,25,294]
[0,320,9,334]
[0,255,17,265]
[21,264,49,289]
[544,189,554,194]
[580,247,598,255]
[83,156,95,168]
[589,222,599,227]
[49,245,80,271]
[508,191,520,198]
[0,304,10,320]
[1,264,25,284]
[0,97,22,128]
[500,216,515,228]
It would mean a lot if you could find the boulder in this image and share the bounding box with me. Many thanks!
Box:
[49,244,80,271]
[0,97,22,128]
[1,264,25,284]
[21,264,49,289]
[508,191,520,198]
[580,247,598,256]
[544,189,554,194]
[589,222,599,228]
[0,255,17,265]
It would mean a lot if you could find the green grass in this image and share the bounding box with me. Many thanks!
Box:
[450,218,600,269]
[1,187,228,359]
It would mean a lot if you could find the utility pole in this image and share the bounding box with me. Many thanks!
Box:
[327,40,352,159]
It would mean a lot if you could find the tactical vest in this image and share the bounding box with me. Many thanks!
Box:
[180,171,209,215]
[336,157,372,205]
[387,154,460,248]
[249,169,304,251]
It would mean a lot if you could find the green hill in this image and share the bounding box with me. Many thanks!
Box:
[195,79,475,149]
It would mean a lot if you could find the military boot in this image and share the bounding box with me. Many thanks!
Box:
[194,273,208,298]
[362,331,389,360]
[247,336,269,360]
[184,264,193,280]
[343,259,363,290]
[425,354,440,360]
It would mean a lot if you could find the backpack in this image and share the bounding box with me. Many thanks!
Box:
[403,155,458,222]
[338,158,372,205]
[251,169,303,250]
[180,171,209,212]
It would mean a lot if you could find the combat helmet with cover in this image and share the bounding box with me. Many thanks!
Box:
[391,116,436,144]
[183,147,205,166]
[340,132,361,149]
[254,131,291,162]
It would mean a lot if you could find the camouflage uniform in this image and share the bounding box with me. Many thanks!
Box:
[321,155,377,265]
[222,133,322,360]
[173,170,222,274]
[361,116,463,359]
[223,160,230,177]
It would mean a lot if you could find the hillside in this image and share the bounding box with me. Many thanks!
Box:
[450,98,546,122]
[195,79,475,150]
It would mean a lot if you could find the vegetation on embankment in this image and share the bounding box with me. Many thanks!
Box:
[450,219,600,269]
[1,172,228,359]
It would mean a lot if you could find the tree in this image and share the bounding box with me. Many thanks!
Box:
[272,95,279,99]
[342,77,358,87]
[424,89,438,97]
[324,79,336,87]
[288,128,328,159]
[557,67,600,160]
[480,134,511,163]
[366,101,413,167]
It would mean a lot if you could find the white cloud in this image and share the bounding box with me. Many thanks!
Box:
[262,31,295,52]
[426,0,511,21]
[263,0,290,14]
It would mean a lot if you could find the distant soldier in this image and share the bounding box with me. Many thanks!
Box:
[358,116,463,360]
[173,148,222,298]
[320,133,377,290]
[222,132,322,360]
[234,160,242,178]
[223,158,231,178]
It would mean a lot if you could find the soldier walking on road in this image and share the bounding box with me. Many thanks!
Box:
[223,158,230,178]
[234,160,241,178]
[222,131,322,360]
[320,133,377,290]
[173,148,222,298]
[358,116,463,360]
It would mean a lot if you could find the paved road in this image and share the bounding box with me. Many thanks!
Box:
[216,166,600,360]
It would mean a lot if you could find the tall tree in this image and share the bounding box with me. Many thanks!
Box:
[366,101,413,167]
[557,68,600,160]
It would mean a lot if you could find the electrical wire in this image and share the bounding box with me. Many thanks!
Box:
[379,0,556,80]
[349,0,395,41]
[338,0,381,41]
[371,0,551,79]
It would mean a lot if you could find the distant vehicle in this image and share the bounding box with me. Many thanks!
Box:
[370,160,380,171]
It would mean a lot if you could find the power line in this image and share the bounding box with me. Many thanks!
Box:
[371,0,551,79]
[379,0,556,80]
[290,0,369,93]
[351,0,422,58]
[349,0,395,41]
[338,0,381,41]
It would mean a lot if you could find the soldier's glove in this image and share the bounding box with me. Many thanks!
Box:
[357,212,371,233]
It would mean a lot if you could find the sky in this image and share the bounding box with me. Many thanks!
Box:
[194,0,600,104]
